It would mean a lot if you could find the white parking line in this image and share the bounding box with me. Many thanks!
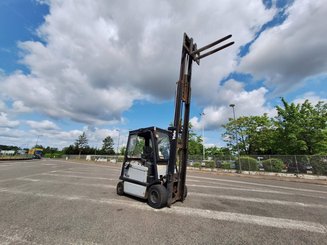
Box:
[40,173,116,180]
[18,177,117,188]
[164,206,327,234]
[189,192,327,209]
[52,170,120,176]
[187,178,281,189]
[0,187,325,234]
[14,175,286,195]
[187,180,327,200]
[187,184,289,194]
[48,159,122,170]
[15,177,284,195]
[15,177,326,209]
[188,175,327,194]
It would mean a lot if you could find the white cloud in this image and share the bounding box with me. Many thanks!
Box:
[0,0,276,125]
[0,100,6,111]
[84,127,129,150]
[293,92,327,105]
[12,100,32,113]
[190,80,276,130]
[25,125,127,150]
[0,129,30,149]
[26,120,59,130]
[238,0,327,94]
[0,112,20,128]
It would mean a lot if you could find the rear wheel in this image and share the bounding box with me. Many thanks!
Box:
[147,185,168,209]
[116,181,124,196]
[183,185,188,199]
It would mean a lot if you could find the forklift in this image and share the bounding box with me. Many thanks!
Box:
[117,33,234,208]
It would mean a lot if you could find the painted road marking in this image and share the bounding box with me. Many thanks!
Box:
[189,192,327,209]
[18,177,117,188]
[51,169,120,176]
[13,177,326,209]
[40,173,116,180]
[188,175,327,194]
[0,187,326,234]
[187,184,289,194]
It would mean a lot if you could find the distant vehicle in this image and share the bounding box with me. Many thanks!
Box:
[0,150,15,156]
[215,160,222,168]
[28,148,43,159]
[287,162,313,174]
[257,157,265,171]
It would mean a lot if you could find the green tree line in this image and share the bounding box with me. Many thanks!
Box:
[223,98,327,155]
[63,134,116,155]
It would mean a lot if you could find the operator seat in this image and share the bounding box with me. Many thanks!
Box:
[142,146,153,162]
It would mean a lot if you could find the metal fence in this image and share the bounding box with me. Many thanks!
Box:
[188,155,327,176]
[62,154,123,163]
[60,154,327,176]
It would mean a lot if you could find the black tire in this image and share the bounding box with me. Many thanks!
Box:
[183,185,188,199]
[116,181,124,196]
[147,185,168,209]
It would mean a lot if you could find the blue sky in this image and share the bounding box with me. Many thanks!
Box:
[0,0,326,150]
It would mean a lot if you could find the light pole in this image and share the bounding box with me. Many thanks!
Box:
[229,104,241,172]
[35,135,41,148]
[200,112,205,162]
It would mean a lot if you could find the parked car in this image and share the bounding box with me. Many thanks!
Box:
[287,162,313,173]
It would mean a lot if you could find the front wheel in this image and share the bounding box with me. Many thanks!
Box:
[116,181,124,196]
[147,185,168,209]
[183,185,188,199]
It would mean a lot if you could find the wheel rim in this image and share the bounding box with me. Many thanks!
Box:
[150,190,159,204]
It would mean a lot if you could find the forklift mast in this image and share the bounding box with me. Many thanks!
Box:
[166,33,234,206]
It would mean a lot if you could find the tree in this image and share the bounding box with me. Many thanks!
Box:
[0,145,20,151]
[43,147,58,154]
[188,135,203,156]
[75,132,88,157]
[275,98,327,154]
[205,146,224,157]
[187,123,203,156]
[63,145,78,155]
[222,114,275,155]
[101,136,115,155]
[120,146,126,155]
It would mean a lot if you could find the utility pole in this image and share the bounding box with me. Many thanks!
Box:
[229,104,241,172]
[35,135,41,148]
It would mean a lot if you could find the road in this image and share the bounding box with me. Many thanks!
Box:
[0,159,326,244]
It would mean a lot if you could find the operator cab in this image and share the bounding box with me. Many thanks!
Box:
[117,127,172,208]
[126,127,170,164]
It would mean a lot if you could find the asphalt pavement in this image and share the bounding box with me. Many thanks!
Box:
[0,159,326,244]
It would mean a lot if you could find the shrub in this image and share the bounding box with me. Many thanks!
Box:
[310,155,327,175]
[44,152,64,158]
[204,161,215,169]
[192,162,201,168]
[117,156,125,162]
[262,158,285,172]
[221,161,231,169]
[235,156,258,171]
